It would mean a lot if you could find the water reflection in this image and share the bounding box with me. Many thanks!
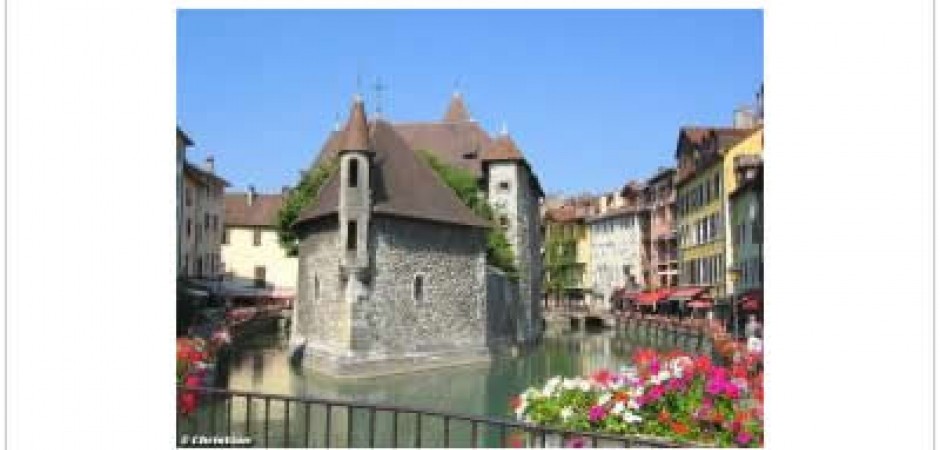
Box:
[223,325,679,419]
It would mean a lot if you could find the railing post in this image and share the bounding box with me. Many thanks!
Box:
[264,397,270,447]
[470,420,478,448]
[347,406,353,448]
[325,404,332,448]
[392,411,398,448]
[369,408,375,448]
[415,413,422,448]
[304,403,311,447]
[284,399,290,448]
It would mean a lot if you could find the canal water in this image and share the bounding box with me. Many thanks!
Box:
[179,324,686,447]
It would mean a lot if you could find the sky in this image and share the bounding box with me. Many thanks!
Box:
[178,9,763,196]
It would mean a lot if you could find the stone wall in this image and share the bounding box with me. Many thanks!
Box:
[486,162,543,344]
[361,217,487,355]
[485,266,519,347]
[294,217,349,352]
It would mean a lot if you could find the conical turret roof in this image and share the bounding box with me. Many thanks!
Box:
[341,95,372,153]
[443,92,472,122]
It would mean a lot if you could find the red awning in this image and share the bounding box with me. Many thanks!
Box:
[738,289,763,311]
[635,289,672,305]
[667,287,706,301]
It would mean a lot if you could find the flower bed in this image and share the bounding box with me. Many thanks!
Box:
[177,334,228,416]
[510,348,763,447]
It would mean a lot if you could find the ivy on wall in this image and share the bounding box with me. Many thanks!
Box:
[275,158,339,256]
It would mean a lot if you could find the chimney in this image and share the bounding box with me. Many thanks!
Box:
[733,106,756,129]
[247,185,256,206]
[204,156,215,173]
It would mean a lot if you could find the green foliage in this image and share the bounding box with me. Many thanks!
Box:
[275,158,339,256]
[418,150,518,276]
[543,231,581,299]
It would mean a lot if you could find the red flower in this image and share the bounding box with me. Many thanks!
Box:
[658,409,671,424]
[179,391,197,415]
[509,395,522,410]
[693,355,712,375]
[592,369,614,386]
[634,348,657,367]
[508,434,525,448]
[670,421,690,436]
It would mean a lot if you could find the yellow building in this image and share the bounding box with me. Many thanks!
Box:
[720,127,764,293]
[674,127,754,299]
[222,188,298,293]
[543,200,595,303]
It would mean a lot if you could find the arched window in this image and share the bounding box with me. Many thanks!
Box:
[348,159,359,188]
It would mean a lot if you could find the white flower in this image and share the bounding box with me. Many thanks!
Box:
[542,377,562,397]
[657,369,672,383]
[562,378,580,390]
[611,401,625,415]
[630,386,644,398]
[579,380,592,392]
[598,392,612,405]
[627,399,640,410]
[560,406,573,421]
[622,410,643,423]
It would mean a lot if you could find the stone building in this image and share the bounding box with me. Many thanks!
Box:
[292,96,493,376]
[177,127,193,276]
[222,188,298,293]
[585,199,647,311]
[307,91,545,346]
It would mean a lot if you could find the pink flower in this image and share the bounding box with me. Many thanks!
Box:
[736,431,753,446]
[566,437,586,448]
[588,405,607,422]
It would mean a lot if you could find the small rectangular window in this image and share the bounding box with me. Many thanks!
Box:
[253,229,262,246]
[204,213,210,231]
[347,220,357,251]
[348,159,359,188]
[222,228,230,245]
[254,266,266,288]
[498,181,510,191]
[413,274,425,304]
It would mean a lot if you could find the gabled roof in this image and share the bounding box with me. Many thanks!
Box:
[177,127,194,147]
[443,92,472,122]
[183,161,229,187]
[296,105,491,229]
[224,193,285,227]
[392,121,491,176]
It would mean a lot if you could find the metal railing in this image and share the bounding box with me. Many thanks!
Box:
[177,386,685,448]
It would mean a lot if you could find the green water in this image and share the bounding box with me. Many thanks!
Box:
[179,324,692,447]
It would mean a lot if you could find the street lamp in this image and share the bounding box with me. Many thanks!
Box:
[727,267,742,339]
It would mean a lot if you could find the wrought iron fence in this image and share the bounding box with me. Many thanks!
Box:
[177,386,685,448]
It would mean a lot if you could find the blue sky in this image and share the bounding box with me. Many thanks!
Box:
[178,9,762,196]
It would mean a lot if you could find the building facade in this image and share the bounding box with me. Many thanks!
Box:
[729,154,763,293]
[586,206,646,310]
[720,128,764,294]
[293,97,492,377]
[177,127,193,276]
[180,154,229,280]
[675,128,751,299]
[222,188,298,292]
[643,167,679,288]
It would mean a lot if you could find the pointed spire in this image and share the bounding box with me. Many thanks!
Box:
[483,128,524,162]
[499,121,509,136]
[341,94,371,152]
[443,91,471,122]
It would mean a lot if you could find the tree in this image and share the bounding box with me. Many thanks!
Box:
[418,150,518,277]
[275,158,339,256]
